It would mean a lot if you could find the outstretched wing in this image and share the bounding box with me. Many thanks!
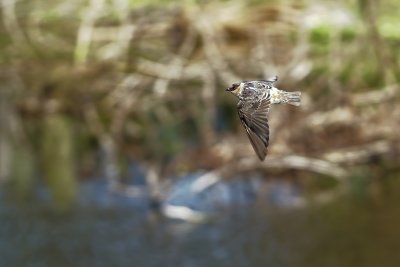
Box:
[237,97,270,161]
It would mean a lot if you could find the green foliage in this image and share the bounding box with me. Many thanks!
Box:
[379,17,400,39]
[41,114,77,211]
[340,27,357,42]
[361,64,385,88]
[10,145,35,200]
[348,168,372,201]
[128,0,180,8]
[0,34,13,62]
[310,25,331,52]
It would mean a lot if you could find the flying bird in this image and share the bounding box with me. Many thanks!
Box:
[226,75,301,161]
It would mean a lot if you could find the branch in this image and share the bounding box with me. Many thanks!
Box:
[350,84,400,106]
[74,0,106,64]
[323,140,399,165]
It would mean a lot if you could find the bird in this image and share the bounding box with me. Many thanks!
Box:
[226,75,301,161]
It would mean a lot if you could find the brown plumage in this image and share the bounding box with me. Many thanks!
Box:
[226,76,301,161]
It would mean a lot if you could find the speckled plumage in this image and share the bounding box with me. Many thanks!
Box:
[226,76,301,161]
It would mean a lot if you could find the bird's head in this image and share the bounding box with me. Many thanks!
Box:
[226,83,241,96]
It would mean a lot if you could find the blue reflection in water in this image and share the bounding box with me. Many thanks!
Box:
[1,167,399,267]
[163,172,303,221]
[0,194,278,267]
[0,170,292,267]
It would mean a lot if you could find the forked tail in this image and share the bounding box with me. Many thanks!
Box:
[282,91,301,106]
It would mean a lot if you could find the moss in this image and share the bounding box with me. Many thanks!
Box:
[41,114,77,211]
[310,25,331,52]
[361,65,385,88]
[340,27,357,42]
[10,145,35,200]
[379,17,400,40]
[338,62,355,84]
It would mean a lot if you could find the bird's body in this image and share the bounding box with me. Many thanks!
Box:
[226,76,301,161]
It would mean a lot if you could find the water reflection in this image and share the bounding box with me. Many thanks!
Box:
[1,179,400,267]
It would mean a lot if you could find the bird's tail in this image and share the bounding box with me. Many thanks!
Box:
[282,91,301,106]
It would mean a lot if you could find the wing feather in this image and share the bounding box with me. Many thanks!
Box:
[237,97,270,161]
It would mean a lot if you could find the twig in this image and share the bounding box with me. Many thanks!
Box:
[136,59,200,80]
[305,107,356,128]
[191,155,349,194]
[193,7,240,84]
[109,74,143,140]
[351,84,400,106]
[231,155,348,180]
[323,140,399,165]
[83,104,119,188]
[1,0,25,43]
[74,0,105,64]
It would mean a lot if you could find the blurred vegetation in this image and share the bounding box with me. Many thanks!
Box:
[0,0,400,208]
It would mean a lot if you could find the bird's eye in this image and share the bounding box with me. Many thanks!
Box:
[227,83,239,91]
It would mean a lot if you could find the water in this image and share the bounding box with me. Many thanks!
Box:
[1,186,400,267]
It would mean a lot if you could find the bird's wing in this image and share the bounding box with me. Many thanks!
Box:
[237,97,270,161]
[262,75,278,83]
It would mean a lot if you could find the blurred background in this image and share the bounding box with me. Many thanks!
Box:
[1,0,400,266]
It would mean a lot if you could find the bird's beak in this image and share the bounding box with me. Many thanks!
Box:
[225,88,230,91]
